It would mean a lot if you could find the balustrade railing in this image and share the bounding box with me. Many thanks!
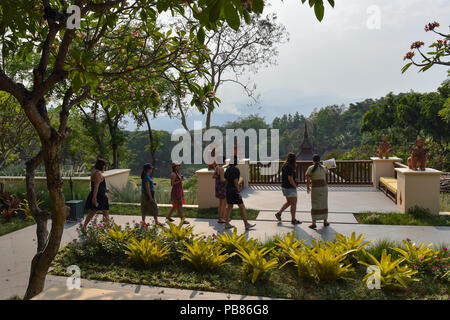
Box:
[249,160,373,185]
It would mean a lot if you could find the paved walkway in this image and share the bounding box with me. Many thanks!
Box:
[2,211,450,300]
[242,185,399,212]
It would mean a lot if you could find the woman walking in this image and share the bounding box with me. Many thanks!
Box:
[166,162,189,224]
[141,163,163,226]
[223,156,256,230]
[83,158,110,228]
[275,152,302,225]
[213,156,227,223]
[306,154,330,229]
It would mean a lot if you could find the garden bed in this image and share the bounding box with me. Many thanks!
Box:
[355,206,450,226]
[49,218,450,300]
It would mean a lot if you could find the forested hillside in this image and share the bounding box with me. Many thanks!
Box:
[1,79,448,178]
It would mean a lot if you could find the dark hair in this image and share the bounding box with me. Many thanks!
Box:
[94,158,106,171]
[141,163,152,179]
[312,154,321,173]
[284,152,296,167]
[171,162,180,173]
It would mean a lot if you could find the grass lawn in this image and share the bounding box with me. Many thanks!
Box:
[355,211,450,226]
[108,204,259,220]
[355,202,450,226]
[0,216,35,237]
[50,239,450,300]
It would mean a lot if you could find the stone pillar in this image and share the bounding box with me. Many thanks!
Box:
[371,157,402,188]
[395,168,442,216]
[196,168,218,209]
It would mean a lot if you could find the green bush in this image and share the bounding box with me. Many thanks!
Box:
[236,246,278,284]
[125,237,171,267]
[180,238,232,272]
[359,249,420,290]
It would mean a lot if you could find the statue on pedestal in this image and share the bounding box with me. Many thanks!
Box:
[377,134,390,159]
[407,135,427,171]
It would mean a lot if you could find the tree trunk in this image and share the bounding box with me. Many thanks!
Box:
[143,112,157,168]
[25,152,51,252]
[24,139,69,300]
[112,144,119,169]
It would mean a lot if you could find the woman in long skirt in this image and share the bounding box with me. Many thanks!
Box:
[306,154,329,229]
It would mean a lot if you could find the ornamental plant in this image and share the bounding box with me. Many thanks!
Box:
[163,219,196,242]
[392,239,441,272]
[332,232,372,266]
[216,227,258,254]
[280,246,316,280]
[309,240,355,282]
[272,232,305,264]
[180,238,232,272]
[236,245,278,284]
[124,237,171,268]
[359,249,420,290]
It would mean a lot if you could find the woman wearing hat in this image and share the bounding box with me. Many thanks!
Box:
[166,162,189,224]
[141,163,163,226]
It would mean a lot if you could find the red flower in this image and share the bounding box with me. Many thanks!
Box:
[404,52,415,60]
[410,41,425,50]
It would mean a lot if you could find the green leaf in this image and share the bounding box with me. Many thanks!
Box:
[401,62,413,74]
[314,0,325,21]
[224,1,240,30]
[197,27,205,44]
[252,0,264,14]
[328,0,335,7]
[209,0,223,23]
[72,72,82,92]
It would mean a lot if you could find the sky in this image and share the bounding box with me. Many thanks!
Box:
[125,0,450,132]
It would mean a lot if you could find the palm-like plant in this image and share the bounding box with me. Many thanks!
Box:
[359,249,420,290]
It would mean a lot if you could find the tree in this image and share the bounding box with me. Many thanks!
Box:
[0,0,335,299]
[173,13,289,131]
[402,22,449,73]
[0,92,38,169]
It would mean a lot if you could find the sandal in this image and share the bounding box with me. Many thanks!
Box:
[217,220,226,223]
[275,212,282,222]
[324,222,330,227]
[182,220,190,225]
[224,223,234,229]
[166,218,175,222]
[308,224,317,229]
[291,219,302,225]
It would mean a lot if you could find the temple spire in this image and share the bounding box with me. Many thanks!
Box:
[296,122,314,160]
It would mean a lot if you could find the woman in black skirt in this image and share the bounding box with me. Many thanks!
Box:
[223,156,255,231]
[83,158,110,228]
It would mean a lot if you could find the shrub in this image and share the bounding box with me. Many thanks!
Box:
[216,228,258,254]
[332,232,372,265]
[309,240,355,282]
[359,249,420,290]
[272,232,304,264]
[280,246,315,280]
[180,238,232,272]
[236,245,278,284]
[392,239,442,272]
[124,237,171,267]
[99,224,132,256]
[163,219,196,242]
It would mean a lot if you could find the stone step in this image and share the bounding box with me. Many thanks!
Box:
[256,210,358,224]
